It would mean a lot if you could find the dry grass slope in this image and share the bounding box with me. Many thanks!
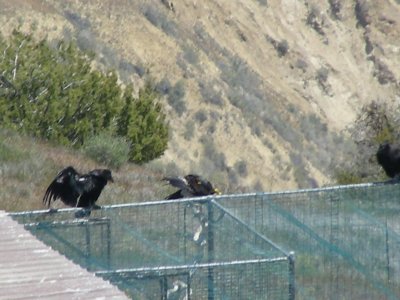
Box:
[0,0,400,210]
[0,129,173,211]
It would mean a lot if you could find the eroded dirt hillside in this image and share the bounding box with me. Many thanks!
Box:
[1,0,399,193]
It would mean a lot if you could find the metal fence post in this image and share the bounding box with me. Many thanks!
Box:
[184,204,188,263]
[106,219,111,270]
[85,221,91,269]
[385,220,390,284]
[288,251,295,300]
[187,272,192,300]
[207,200,215,300]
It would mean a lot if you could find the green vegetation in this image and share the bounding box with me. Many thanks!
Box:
[117,83,169,164]
[82,133,130,169]
[334,101,398,184]
[166,80,186,116]
[0,30,168,165]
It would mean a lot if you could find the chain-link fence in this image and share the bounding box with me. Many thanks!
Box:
[216,182,400,300]
[11,199,294,299]
[13,183,398,299]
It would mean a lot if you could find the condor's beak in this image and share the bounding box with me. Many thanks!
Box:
[213,188,221,195]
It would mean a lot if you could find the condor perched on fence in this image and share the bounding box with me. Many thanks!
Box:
[43,166,113,215]
[376,142,400,181]
[163,174,221,200]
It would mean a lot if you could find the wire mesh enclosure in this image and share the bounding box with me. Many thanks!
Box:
[216,183,400,300]
[11,199,294,300]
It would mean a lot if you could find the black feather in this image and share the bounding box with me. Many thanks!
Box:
[43,166,114,209]
[376,142,400,179]
[164,174,220,199]
[165,189,185,200]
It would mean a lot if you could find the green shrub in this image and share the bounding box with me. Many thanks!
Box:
[200,135,226,171]
[155,78,172,95]
[184,120,195,140]
[117,82,169,164]
[334,169,365,185]
[194,110,207,124]
[234,160,248,177]
[0,30,169,164]
[82,133,130,169]
[198,80,224,107]
[182,44,199,65]
[0,31,121,146]
[334,101,400,184]
[167,80,186,116]
[256,0,268,6]
[276,40,289,57]
[142,4,178,37]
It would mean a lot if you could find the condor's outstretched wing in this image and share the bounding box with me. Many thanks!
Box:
[43,166,82,207]
[163,176,189,190]
[164,174,220,199]
[163,176,190,199]
[165,189,185,200]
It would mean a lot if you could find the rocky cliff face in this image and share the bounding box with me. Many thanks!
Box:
[1,0,399,192]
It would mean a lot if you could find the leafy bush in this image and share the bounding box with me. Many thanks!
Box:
[334,169,364,185]
[369,56,397,85]
[234,160,248,177]
[256,0,268,6]
[334,101,400,184]
[207,123,216,134]
[64,10,91,30]
[119,59,145,82]
[117,83,169,164]
[198,80,224,106]
[355,0,371,28]
[200,135,226,171]
[76,29,97,51]
[307,6,325,36]
[219,55,261,92]
[290,152,313,188]
[316,67,332,94]
[184,120,195,141]
[317,67,329,83]
[0,30,168,164]
[167,80,186,116]
[155,78,172,95]
[329,0,342,19]
[82,132,130,169]
[194,110,207,124]
[181,44,199,65]
[276,40,289,57]
[142,4,178,37]
[296,59,308,73]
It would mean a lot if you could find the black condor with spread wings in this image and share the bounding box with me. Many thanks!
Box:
[163,174,220,200]
[43,166,113,211]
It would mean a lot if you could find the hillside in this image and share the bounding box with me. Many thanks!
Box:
[1,0,400,203]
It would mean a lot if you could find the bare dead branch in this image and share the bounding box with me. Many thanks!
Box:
[12,40,26,81]
[2,45,10,60]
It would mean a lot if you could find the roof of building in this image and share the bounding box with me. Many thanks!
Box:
[0,210,129,300]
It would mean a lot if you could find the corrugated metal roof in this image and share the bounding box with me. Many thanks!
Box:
[0,211,129,300]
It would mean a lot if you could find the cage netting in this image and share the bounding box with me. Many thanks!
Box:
[216,182,400,300]
[11,198,294,300]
